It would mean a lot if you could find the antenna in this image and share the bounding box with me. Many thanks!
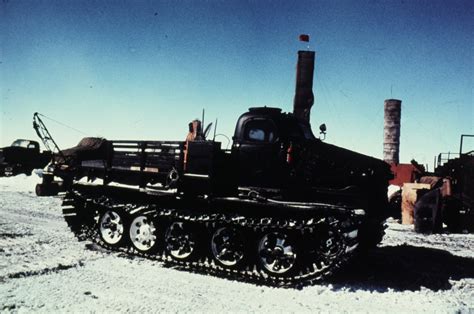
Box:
[201,108,205,138]
[213,118,218,141]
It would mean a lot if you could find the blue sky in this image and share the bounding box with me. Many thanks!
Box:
[1,0,472,169]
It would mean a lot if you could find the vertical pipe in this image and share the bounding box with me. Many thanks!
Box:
[383,99,402,164]
[293,51,315,122]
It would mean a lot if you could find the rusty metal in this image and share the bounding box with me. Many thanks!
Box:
[293,51,315,122]
[389,163,422,187]
[383,99,402,164]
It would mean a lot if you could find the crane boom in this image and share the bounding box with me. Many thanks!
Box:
[33,112,66,162]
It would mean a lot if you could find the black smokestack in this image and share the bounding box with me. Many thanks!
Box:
[293,50,315,122]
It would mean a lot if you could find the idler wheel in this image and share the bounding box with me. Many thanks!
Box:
[99,210,125,246]
[165,222,195,260]
[129,215,158,252]
[211,227,244,267]
[258,232,297,275]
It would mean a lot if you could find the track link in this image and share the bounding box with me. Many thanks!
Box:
[62,188,363,287]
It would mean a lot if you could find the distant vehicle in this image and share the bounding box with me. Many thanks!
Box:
[0,139,51,177]
[420,134,474,233]
[389,135,474,233]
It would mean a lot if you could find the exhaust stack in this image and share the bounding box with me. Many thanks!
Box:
[293,50,315,122]
[383,99,402,164]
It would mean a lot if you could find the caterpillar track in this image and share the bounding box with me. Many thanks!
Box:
[61,184,364,287]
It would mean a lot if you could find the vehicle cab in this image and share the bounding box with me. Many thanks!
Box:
[231,107,316,188]
[0,139,50,176]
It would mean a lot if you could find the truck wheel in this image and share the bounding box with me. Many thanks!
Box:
[210,227,245,267]
[165,222,196,260]
[35,183,59,196]
[129,215,159,253]
[99,210,127,246]
[257,231,297,275]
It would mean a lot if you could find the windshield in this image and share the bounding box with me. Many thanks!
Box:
[243,119,277,143]
[11,140,32,148]
[11,140,37,150]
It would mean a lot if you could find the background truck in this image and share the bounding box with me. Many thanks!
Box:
[415,134,474,233]
[0,139,51,177]
[389,134,474,233]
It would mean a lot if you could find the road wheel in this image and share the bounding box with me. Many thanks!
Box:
[129,215,160,253]
[165,222,196,260]
[99,210,127,246]
[210,227,245,267]
[35,183,59,196]
[257,231,297,275]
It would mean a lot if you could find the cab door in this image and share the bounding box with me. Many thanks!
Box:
[233,118,285,187]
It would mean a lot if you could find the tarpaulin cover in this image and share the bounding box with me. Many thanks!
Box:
[56,137,109,165]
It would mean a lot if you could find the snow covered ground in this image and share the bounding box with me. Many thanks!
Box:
[1,175,473,313]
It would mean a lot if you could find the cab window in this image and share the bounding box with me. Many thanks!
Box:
[12,140,30,148]
[244,120,277,143]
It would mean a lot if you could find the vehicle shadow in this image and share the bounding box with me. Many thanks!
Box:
[328,244,474,292]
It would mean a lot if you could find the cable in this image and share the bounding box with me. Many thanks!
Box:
[214,134,231,150]
[37,113,88,135]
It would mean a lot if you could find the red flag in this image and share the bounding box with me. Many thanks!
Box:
[299,34,309,42]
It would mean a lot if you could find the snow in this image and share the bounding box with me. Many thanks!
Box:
[0,173,42,192]
[1,176,473,313]
[387,184,401,199]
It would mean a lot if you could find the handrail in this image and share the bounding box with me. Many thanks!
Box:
[460,134,474,155]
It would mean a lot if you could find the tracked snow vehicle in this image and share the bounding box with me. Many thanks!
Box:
[35,49,392,286]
